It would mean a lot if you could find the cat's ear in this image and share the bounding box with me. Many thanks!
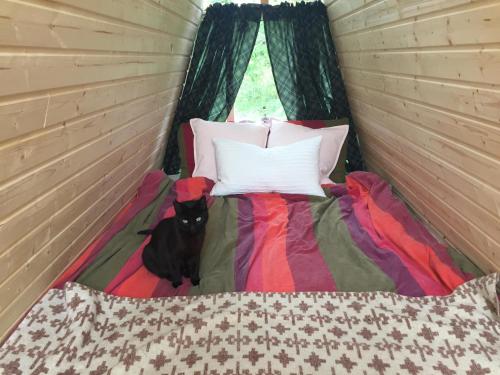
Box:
[173,200,182,213]
[198,196,207,208]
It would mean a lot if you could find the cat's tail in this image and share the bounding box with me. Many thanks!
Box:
[137,229,153,235]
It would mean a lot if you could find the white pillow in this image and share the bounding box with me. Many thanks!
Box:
[268,120,349,184]
[191,118,269,182]
[211,137,326,197]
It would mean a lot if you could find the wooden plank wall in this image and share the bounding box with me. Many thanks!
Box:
[325,0,500,272]
[0,0,203,341]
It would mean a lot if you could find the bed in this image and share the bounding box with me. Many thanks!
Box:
[1,169,498,374]
[52,170,481,298]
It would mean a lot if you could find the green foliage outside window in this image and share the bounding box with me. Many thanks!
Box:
[233,23,286,121]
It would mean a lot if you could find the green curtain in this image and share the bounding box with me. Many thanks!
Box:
[163,4,261,174]
[262,1,364,172]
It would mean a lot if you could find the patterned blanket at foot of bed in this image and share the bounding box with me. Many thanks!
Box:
[1,273,498,374]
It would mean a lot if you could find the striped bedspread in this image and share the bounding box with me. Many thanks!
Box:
[54,170,480,298]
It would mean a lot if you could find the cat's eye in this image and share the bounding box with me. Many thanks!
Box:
[182,219,188,224]
[196,217,202,222]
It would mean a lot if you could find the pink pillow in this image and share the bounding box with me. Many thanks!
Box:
[268,120,349,184]
[191,118,269,181]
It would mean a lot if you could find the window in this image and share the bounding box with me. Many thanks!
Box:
[203,0,288,121]
[232,21,286,121]
[203,0,315,121]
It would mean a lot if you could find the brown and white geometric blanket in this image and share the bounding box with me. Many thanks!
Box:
[1,274,499,375]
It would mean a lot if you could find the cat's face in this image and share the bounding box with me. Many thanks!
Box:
[173,196,208,234]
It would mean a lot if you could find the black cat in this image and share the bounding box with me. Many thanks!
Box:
[139,196,208,288]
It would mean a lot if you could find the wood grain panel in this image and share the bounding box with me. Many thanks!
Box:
[344,82,500,159]
[48,0,199,37]
[0,103,174,219]
[339,48,500,84]
[0,1,194,54]
[0,72,183,142]
[332,0,483,36]
[0,0,201,342]
[326,0,378,21]
[151,0,203,20]
[0,90,173,181]
[328,0,500,271]
[342,67,500,126]
[349,98,500,192]
[0,53,189,97]
[335,2,500,52]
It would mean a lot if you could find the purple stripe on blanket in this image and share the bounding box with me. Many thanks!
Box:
[349,172,470,280]
[338,195,425,296]
[285,198,336,291]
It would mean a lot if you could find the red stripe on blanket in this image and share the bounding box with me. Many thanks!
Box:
[111,264,191,298]
[105,241,153,295]
[347,174,465,295]
[111,266,160,297]
[175,176,210,202]
[246,194,295,292]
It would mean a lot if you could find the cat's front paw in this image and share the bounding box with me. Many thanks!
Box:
[190,277,200,286]
[171,280,182,288]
